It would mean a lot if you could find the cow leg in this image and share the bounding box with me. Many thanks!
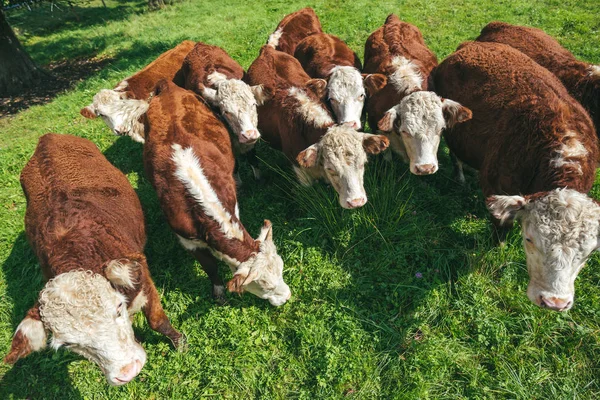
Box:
[450,151,466,185]
[192,248,226,304]
[141,281,185,350]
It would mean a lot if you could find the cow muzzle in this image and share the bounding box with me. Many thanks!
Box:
[412,163,438,176]
[539,295,573,312]
[342,120,361,130]
[240,129,260,144]
[111,359,144,385]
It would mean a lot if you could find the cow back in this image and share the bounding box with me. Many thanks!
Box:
[269,7,323,55]
[182,42,245,92]
[294,33,362,78]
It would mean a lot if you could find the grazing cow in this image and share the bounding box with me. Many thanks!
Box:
[363,14,472,175]
[80,40,196,143]
[246,45,389,209]
[267,7,323,55]
[294,33,365,129]
[143,80,291,306]
[5,134,182,385]
[433,42,599,311]
[476,22,600,138]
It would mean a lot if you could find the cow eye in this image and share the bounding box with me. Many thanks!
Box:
[358,94,365,100]
[525,238,533,244]
[63,342,73,348]
[326,167,336,175]
[117,302,124,316]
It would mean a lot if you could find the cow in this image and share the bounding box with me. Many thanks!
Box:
[246,44,389,209]
[363,14,472,175]
[433,41,599,312]
[266,7,323,55]
[4,134,183,385]
[476,21,600,139]
[294,33,365,129]
[80,40,196,143]
[143,80,291,306]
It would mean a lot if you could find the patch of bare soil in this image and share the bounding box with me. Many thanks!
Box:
[0,55,113,118]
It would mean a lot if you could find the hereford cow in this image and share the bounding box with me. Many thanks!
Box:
[433,42,599,311]
[4,134,183,385]
[80,41,196,143]
[246,44,389,209]
[363,14,472,175]
[476,22,600,138]
[143,80,290,306]
[294,33,365,129]
[267,7,323,55]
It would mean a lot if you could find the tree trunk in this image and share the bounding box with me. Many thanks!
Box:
[0,10,47,97]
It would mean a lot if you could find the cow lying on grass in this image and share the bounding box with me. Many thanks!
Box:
[433,42,599,312]
[476,21,600,140]
[5,134,183,385]
[246,44,389,209]
[143,80,291,306]
[81,40,195,143]
[363,14,471,175]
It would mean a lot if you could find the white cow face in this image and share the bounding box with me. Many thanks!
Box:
[227,220,291,306]
[5,269,147,385]
[487,189,600,311]
[327,66,365,129]
[201,72,268,145]
[378,93,471,175]
[296,125,389,209]
[81,89,149,143]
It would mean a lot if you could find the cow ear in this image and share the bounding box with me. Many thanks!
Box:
[257,219,273,242]
[442,98,472,128]
[80,105,97,119]
[201,87,218,106]
[227,269,261,294]
[251,85,271,106]
[363,133,390,155]
[104,257,143,289]
[363,74,387,96]
[306,79,327,99]
[486,195,528,225]
[4,308,47,365]
[296,143,319,168]
[377,107,399,132]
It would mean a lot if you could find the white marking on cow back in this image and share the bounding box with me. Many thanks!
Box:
[388,56,423,94]
[171,144,244,241]
[549,131,588,175]
[267,28,283,48]
[14,317,47,351]
[288,87,334,128]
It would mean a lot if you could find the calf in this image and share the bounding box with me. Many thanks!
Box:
[476,22,600,138]
[294,33,365,129]
[143,80,290,306]
[5,134,182,385]
[246,45,389,209]
[81,40,196,143]
[433,41,599,311]
[267,7,323,55]
[363,14,471,175]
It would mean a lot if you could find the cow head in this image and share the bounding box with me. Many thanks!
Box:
[200,72,268,144]
[377,93,471,175]
[487,188,600,311]
[326,66,365,129]
[80,88,149,143]
[296,125,389,209]
[5,266,147,385]
[227,220,291,306]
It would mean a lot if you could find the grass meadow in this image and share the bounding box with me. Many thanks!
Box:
[1,0,600,398]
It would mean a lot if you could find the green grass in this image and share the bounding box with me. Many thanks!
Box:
[1,0,600,398]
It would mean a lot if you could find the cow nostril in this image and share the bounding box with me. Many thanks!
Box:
[346,198,366,208]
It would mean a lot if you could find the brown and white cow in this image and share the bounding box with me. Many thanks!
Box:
[266,7,323,55]
[294,33,365,129]
[246,45,389,209]
[476,22,600,139]
[433,41,599,311]
[182,42,268,146]
[363,14,471,175]
[143,80,290,306]
[5,134,182,385]
[80,41,195,143]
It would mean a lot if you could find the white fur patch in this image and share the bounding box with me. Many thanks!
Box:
[267,28,283,48]
[105,259,137,289]
[288,87,334,128]
[14,317,46,351]
[128,291,148,315]
[114,80,129,91]
[207,71,228,86]
[550,131,588,175]
[588,65,600,77]
[171,144,244,241]
[388,56,423,94]
[177,235,209,251]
